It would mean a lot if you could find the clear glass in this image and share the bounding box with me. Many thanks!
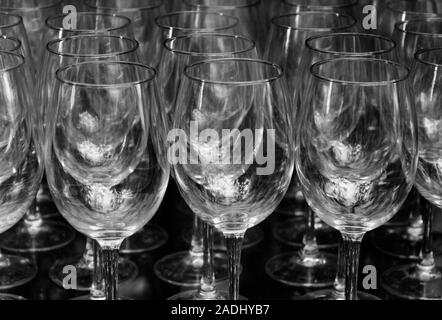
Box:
[276,0,358,16]
[0,0,62,65]
[45,61,170,300]
[379,0,442,36]
[393,17,442,67]
[180,0,265,53]
[381,48,442,300]
[153,22,247,289]
[0,51,43,294]
[264,13,356,287]
[84,0,166,67]
[296,57,417,299]
[39,35,143,293]
[172,58,295,299]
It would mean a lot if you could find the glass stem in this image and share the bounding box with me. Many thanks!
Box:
[342,233,364,300]
[189,215,204,266]
[418,197,435,271]
[225,233,244,300]
[300,208,319,258]
[331,237,345,299]
[99,241,123,300]
[90,240,105,300]
[24,199,43,233]
[196,222,217,299]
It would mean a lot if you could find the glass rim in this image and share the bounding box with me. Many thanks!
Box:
[271,11,357,31]
[310,57,410,86]
[415,47,442,67]
[84,0,164,12]
[387,0,441,15]
[182,0,260,9]
[164,33,256,56]
[0,35,22,52]
[0,50,25,72]
[0,12,23,29]
[155,10,239,32]
[0,0,62,11]
[55,61,157,88]
[47,34,139,58]
[395,17,442,37]
[184,58,284,86]
[45,12,132,33]
[305,32,397,56]
[283,0,358,9]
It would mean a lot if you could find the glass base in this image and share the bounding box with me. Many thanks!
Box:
[0,293,27,300]
[49,256,138,291]
[168,289,229,300]
[381,263,442,300]
[120,224,168,254]
[297,289,380,300]
[273,219,340,249]
[182,226,264,250]
[71,295,131,300]
[0,221,75,253]
[371,226,422,260]
[265,251,337,288]
[154,251,228,287]
[0,254,38,290]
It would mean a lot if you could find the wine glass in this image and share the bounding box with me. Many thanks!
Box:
[45,60,170,300]
[0,0,62,66]
[264,11,356,288]
[180,0,265,53]
[172,58,295,299]
[296,57,417,300]
[393,17,442,67]
[0,12,33,73]
[0,51,43,298]
[277,0,358,15]
[373,16,442,262]
[381,48,442,300]
[37,35,142,298]
[0,12,135,254]
[153,12,241,289]
[157,33,258,300]
[380,0,442,36]
[84,0,166,67]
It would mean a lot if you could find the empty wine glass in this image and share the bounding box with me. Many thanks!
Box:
[381,48,442,300]
[158,33,258,300]
[380,0,442,36]
[0,0,62,65]
[45,61,170,300]
[296,57,417,300]
[0,12,134,254]
[36,35,143,297]
[393,17,442,67]
[180,0,265,53]
[264,11,356,288]
[84,0,166,67]
[0,51,43,297]
[153,12,240,288]
[172,58,294,299]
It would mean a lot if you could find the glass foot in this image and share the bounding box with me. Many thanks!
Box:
[265,251,337,287]
[168,290,229,300]
[154,251,228,287]
[120,224,168,254]
[0,221,75,253]
[0,293,27,300]
[49,256,138,291]
[371,226,422,260]
[182,226,264,250]
[297,289,380,300]
[273,218,340,249]
[381,263,442,300]
[0,254,37,290]
[71,295,131,300]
